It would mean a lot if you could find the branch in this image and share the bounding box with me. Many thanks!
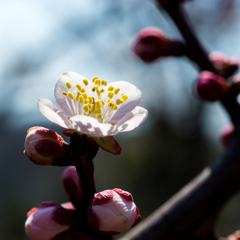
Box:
[121,1,240,239]
[156,0,240,125]
[120,127,240,240]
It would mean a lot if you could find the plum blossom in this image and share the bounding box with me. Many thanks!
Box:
[38,72,148,138]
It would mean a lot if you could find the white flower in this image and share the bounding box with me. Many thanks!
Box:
[38,72,148,139]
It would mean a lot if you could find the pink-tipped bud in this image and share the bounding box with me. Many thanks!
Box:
[225,56,239,77]
[220,124,234,148]
[226,230,240,240]
[209,51,239,77]
[62,166,83,202]
[194,71,228,102]
[24,127,65,166]
[25,202,75,240]
[88,188,141,235]
[230,74,240,96]
[132,27,185,63]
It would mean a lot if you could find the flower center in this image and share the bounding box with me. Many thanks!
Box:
[62,77,128,123]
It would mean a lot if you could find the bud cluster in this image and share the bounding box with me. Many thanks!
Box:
[25,165,141,239]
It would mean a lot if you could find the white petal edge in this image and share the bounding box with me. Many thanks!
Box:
[115,106,148,133]
[54,72,94,116]
[101,81,143,124]
[38,99,72,129]
[69,115,119,137]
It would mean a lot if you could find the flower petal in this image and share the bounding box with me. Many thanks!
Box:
[54,72,94,116]
[101,81,143,124]
[91,136,122,155]
[115,106,148,133]
[38,99,72,129]
[69,115,118,137]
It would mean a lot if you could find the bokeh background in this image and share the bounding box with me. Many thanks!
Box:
[1,0,240,239]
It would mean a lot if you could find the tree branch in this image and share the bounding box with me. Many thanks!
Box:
[120,127,240,240]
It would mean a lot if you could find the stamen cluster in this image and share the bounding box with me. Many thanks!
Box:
[62,77,129,123]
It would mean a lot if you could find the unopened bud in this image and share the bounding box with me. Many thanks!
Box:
[132,27,185,63]
[226,230,240,240]
[230,74,240,96]
[62,166,83,202]
[25,202,75,240]
[194,71,228,102]
[24,127,65,166]
[225,56,239,77]
[209,51,239,78]
[220,124,234,149]
[88,188,141,235]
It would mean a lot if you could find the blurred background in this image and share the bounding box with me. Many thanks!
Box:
[1,0,240,239]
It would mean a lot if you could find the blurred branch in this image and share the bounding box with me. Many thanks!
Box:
[120,127,240,240]
[157,0,240,125]
[120,1,240,239]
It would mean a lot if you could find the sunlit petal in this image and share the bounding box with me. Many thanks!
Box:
[69,115,118,137]
[116,106,148,133]
[38,99,72,129]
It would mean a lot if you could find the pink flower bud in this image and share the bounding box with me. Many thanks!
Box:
[226,230,240,240]
[62,166,83,202]
[209,51,239,77]
[88,188,141,235]
[230,74,240,96]
[194,71,228,102]
[220,124,234,148]
[24,127,65,166]
[25,202,75,240]
[225,56,239,77]
[132,27,185,63]
[209,51,226,71]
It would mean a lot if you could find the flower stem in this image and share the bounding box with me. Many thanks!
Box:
[69,133,112,239]
[69,133,97,211]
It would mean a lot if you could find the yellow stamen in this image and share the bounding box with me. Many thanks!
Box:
[66,82,72,89]
[80,88,85,93]
[94,107,101,114]
[76,84,82,91]
[83,104,89,112]
[107,101,113,108]
[97,100,103,107]
[92,76,99,83]
[95,79,101,87]
[85,99,89,104]
[75,95,79,102]
[82,93,88,99]
[114,88,120,95]
[122,94,128,102]
[96,114,103,121]
[108,86,114,91]
[112,104,118,110]
[67,92,74,100]
[92,87,96,92]
[79,95,84,103]
[83,79,89,86]
[116,99,124,105]
[62,91,67,96]
[99,89,105,94]
[108,92,114,99]
[88,96,93,104]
